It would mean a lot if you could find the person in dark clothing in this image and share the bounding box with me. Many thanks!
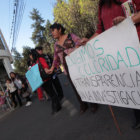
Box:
[27,58,49,101]
[21,82,32,106]
[10,72,25,93]
[35,46,64,101]
[6,78,22,107]
[49,23,99,114]
[28,49,61,114]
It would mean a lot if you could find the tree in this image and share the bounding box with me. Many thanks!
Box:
[30,9,54,56]
[13,46,32,75]
[20,46,32,73]
[30,8,46,46]
[43,20,55,56]
[13,48,23,74]
[53,0,99,38]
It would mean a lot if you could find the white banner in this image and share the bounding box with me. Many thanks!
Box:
[66,18,140,109]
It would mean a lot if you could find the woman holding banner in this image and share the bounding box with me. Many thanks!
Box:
[49,23,98,114]
[81,0,140,129]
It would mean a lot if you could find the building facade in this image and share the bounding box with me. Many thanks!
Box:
[0,29,13,89]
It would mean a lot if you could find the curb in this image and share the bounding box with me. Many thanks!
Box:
[0,109,14,120]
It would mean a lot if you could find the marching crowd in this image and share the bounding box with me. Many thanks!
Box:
[0,0,140,130]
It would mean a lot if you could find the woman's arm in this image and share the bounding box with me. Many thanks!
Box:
[80,33,99,46]
[113,16,126,25]
[50,44,61,72]
[39,57,52,74]
[132,12,140,24]
[88,33,99,41]
[50,65,55,72]
[113,12,140,25]
[44,68,52,74]
[70,33,81,48]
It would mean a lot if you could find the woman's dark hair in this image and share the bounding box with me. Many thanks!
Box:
[35,46,43,51]
[28,49,38,63]
[9,72,16,78]
[99,0,122,7]
[50,23,66,35]
[27,60,32,67]
[6,78,11,82]
[9,72,18,81]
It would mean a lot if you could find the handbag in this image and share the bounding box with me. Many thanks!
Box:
[38,59,52,80]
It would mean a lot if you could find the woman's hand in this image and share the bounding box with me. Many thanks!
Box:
[113,16,126,25]
[47,66,55,74]
[80,38,89,46]
[44,68,53,74]
[81,33,99,46]
[75,45,80,49]
[132,12,140,25]
[28,66,31,70]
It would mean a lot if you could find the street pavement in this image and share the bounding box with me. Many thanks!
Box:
[0,74,140,140]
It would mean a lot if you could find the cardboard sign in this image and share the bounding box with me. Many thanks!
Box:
[26,64,43,92]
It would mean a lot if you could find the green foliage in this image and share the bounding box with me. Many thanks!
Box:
[54,0,99,38]
[13,48,23,74]
[30,9,54,57]
[14,1,100,74]
[43,20,55,57]
[13,46,32,75]
[30,8,46,46]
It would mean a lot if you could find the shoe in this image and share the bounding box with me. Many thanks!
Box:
[46,98,50,101]
[25,101,32,107]
[51,106,62,115]
[80,103,88,114]
[64,82,69,86]
[132,122,140,129]
[39,98,45,101]
[14,104,17,108]
[58,95,64,101]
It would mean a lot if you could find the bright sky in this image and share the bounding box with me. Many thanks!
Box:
[0,0,56,53]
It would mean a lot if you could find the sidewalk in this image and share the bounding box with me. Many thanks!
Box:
[0,108,14,120]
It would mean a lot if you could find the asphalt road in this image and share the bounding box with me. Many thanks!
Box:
[0,74,140,140]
